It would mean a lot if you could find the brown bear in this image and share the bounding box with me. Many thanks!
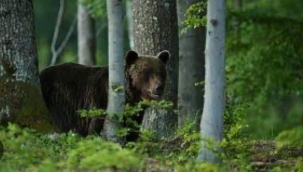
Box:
[39,50,170,141]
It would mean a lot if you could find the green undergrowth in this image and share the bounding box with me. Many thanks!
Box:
[0,123,302,171]
[0,100,302,171]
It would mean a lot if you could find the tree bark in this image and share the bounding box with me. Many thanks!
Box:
[77,0,96,66]
[177,0,206,130]
[133,0,179,139]
[126,0,134,50]
[103,0,125,143]
[197,0,226,163]
[0,0,53,132]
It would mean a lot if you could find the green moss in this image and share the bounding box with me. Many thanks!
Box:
[0,76,54,133]
[17,82,54,132]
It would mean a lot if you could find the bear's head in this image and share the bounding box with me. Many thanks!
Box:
[125,50,170,101]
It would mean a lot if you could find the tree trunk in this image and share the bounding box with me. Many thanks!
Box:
[77,0,96,66]
[103,0,125,143]
[197,0,226,163]
[0,0,53,132]
[133,0,179,139]
[126,0,134,50]
[177,0,206,130]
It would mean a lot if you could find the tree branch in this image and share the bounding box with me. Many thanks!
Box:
[55,16,77,59]
[51,0,65,59]
[50,0,77,66]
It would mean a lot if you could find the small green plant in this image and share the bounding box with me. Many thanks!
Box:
[295,159,303,172]
[182,2,207,34]
[275,127,303,149]
[123,99,174,132]
[78,108,107,118]
[224,97,249,141]
[67,137,141,171]
[81,0,107,18]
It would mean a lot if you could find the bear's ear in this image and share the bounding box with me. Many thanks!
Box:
[156,50,170,65]
[125,50,139,66]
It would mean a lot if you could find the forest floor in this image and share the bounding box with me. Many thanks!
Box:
[248,140,303,172]
[144,139,303,172]
[1,124,302,172]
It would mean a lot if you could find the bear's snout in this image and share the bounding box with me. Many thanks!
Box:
[155,84,164,95]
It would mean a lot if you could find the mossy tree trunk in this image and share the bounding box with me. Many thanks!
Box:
[177,0,206,130]
[0,0,53,132]
[133,0,179,139]
[77,0,96,66]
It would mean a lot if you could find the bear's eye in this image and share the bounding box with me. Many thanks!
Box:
[145,69,153,78]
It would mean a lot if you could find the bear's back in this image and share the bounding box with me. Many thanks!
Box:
[40,63,106,84]
[40,63,108,135]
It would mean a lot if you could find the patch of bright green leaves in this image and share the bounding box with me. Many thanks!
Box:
[0,123,140,172]
[182,2,207,34]
[81,0,107,19]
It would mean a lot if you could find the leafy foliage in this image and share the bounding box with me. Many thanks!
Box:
[0,123,140,172]
[182,1,207,33]
[78,108,107,118]
[226,0,303,137]
[67,138,140,171]
[275,127,303,149]
[81,0,107,19]
[183,0,303,138]
[0,101,301,171]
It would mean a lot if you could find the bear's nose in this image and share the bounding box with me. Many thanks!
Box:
[155,85,164,94]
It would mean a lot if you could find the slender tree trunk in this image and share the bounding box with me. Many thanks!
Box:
[133,0,179,139]
[197,0,226,163]
[126,0,134,50]
[103,0,125,143]
[77,0,96,66]
[177,0,206,130]
[0,0,53,132]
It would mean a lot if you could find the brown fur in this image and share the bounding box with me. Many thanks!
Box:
[40,50,169,140]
